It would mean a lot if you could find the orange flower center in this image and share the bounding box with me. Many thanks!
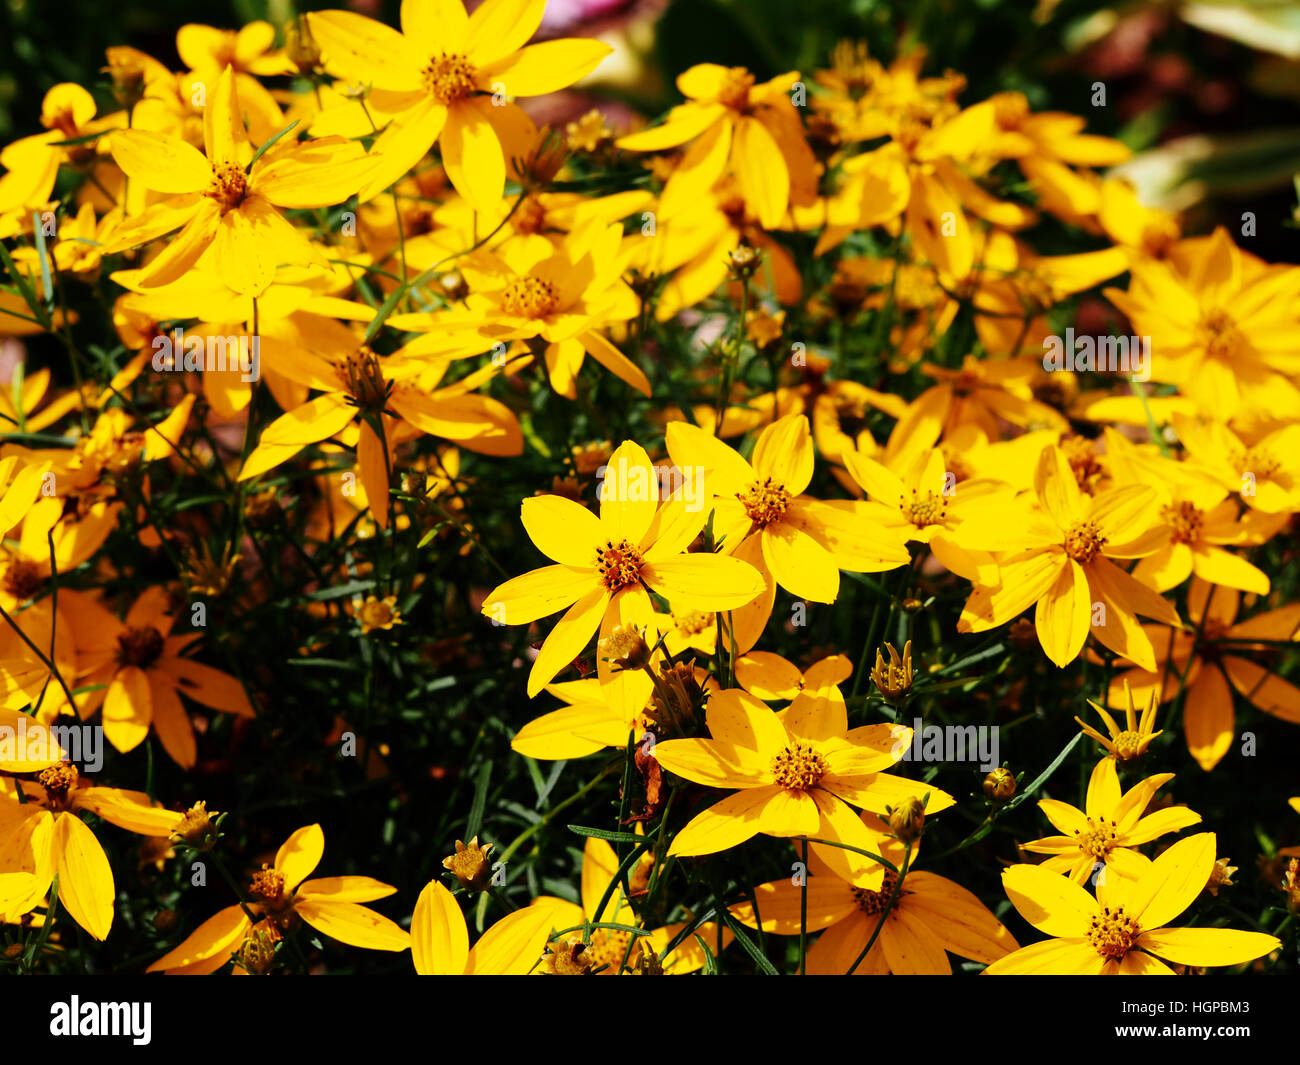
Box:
[1196,309,1245,361]
[500,276,559,319]
[771,743,827,790]
[339,348,390,412]
[1233,446,1280,480]
[512,196,547,236]
[595,539,644,591]
[851,872,903,914]
[359,597,399,630]
[1063,520,1106,564]
[249,866,288,910]
[1140,218,1179,259]
[117,625,165,669]
[717,68,755,111]
[2,558,42,602]
[38,762,78,809]
[423,53,479,104]
[738,477,791,529]
[891,265,943,310]
[1060,435,1104,492]
[673,610,712,637]
[206,161,249,213]
[1073,814,1119,861]
[1086,903,1140,960]
[1161,500,1203,545]
[1113,730,1143,762]
[584,927,640,973]
[901,488,947,527]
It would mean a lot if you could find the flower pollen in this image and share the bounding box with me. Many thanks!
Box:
[771,743,827,790]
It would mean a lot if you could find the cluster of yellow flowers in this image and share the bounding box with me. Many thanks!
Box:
[0,0,1295,976]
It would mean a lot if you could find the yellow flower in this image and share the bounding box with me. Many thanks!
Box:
[1020,756,1200,885]
[76,585,255,769]
[653,683,953,886]
[731,818,1018,974]
[957,445,1180,671]
[307,0,611,207]
[481,440,765,699]
[666,413,909,651]
[1105,228,1300,422]
[148,824,410,973]
[0,763,182,940]
[536,836,729,974]
[412,880,562,974]
[356,594,402,634]
[984,833,1279,974]
[1107,578,1300,772]
[106,66,380,293]
[1076,680,1161,764]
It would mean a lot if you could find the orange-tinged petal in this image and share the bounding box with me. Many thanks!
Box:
[1184,665,1234,771]
[526,586,608,696]
[653,736,770,788]
[668,786,778,856]
[146,673,195,768]
[466,898,564,975]
[110,130,211,193]
[295,898,411,951]
[480,39,611,97]
[521,494,605,566]
[53,813,114,941]
[412,879,469,974]
[1000,863,1096,938]
[103,665,152,753]
[276,824,324,892]
[1137,927,1280,968]
[146,906,250,972]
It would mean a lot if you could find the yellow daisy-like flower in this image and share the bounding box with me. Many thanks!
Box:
[653,683,953,887]
[1020,756,1200,885]
[307,0,611,207]
[481,440,765,700]
[0,763,182,941]
[356,595,402,634]
[667,413,909,652]
[731,818,1018,974]
[1074,679,1161,765]
[957,445,1180,672]
[148,824,410,973]
[106,66,380,293]
[984,833,1279,974]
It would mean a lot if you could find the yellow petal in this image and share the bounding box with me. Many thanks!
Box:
[412,880,469,974]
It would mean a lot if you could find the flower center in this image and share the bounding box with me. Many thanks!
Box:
[38,762,78,809]
[1086,903,1140,960]
[422,52,478,104]
[585,927,639,973]
[673,610,712,637]
[1060,435,1104,492]
[117,625,165,669]
[738,477,791,529]
[1073,815,1119,861]
[248,866,288,910]
[595,539,645,591]
[512,196,547,236]
[1113,730,1143,762]
[206,161,249,213]
[500,276,559,319]
[771,743,827,790]
[717,68,755,111]
[1140,219,1178,259]
[360,597,397,629]
[338,348,390,412]
[1234,446,1280,480]
[1161,500,1203,545]
[2,558,42,602]
[900,488,947,527]
[851,872,903,914]
[1063,520,1106,564]
[1196,309,1245,361]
